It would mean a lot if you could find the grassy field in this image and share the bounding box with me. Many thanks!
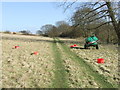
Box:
[1,34,119,88]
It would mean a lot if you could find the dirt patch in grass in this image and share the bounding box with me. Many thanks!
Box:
[51,38,69,88]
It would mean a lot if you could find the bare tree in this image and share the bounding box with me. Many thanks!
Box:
[41,24,55,35]
[71,7,104,37]
[61,0,120,44]
[36,30,43,35]
[48,26,58,37]
[55,21,71,36]
[105,2,120,44]
[19,30,31,35]
[56,21,69,27]
[40,24,58,37]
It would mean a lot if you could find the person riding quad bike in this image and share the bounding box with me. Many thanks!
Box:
[84,34,99,49]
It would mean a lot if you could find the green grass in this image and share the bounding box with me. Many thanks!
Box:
[56,38,117,88]
[51,38,69,88]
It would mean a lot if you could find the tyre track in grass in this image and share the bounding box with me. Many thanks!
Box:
[52,38,69,88]
[56,38,115,88]
[56,39,100,88]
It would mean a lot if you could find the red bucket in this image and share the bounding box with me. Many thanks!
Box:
[15,46,20,48]
[70,45,74,48]
[97,58,104,63]
[74,44,77,46]
[34,52,38,55]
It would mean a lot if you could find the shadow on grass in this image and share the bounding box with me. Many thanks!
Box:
[70,47,91,49]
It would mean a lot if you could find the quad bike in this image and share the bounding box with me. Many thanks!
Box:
[84,41,99,49]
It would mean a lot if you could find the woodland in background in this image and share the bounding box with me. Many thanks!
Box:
[36,21,118,44]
